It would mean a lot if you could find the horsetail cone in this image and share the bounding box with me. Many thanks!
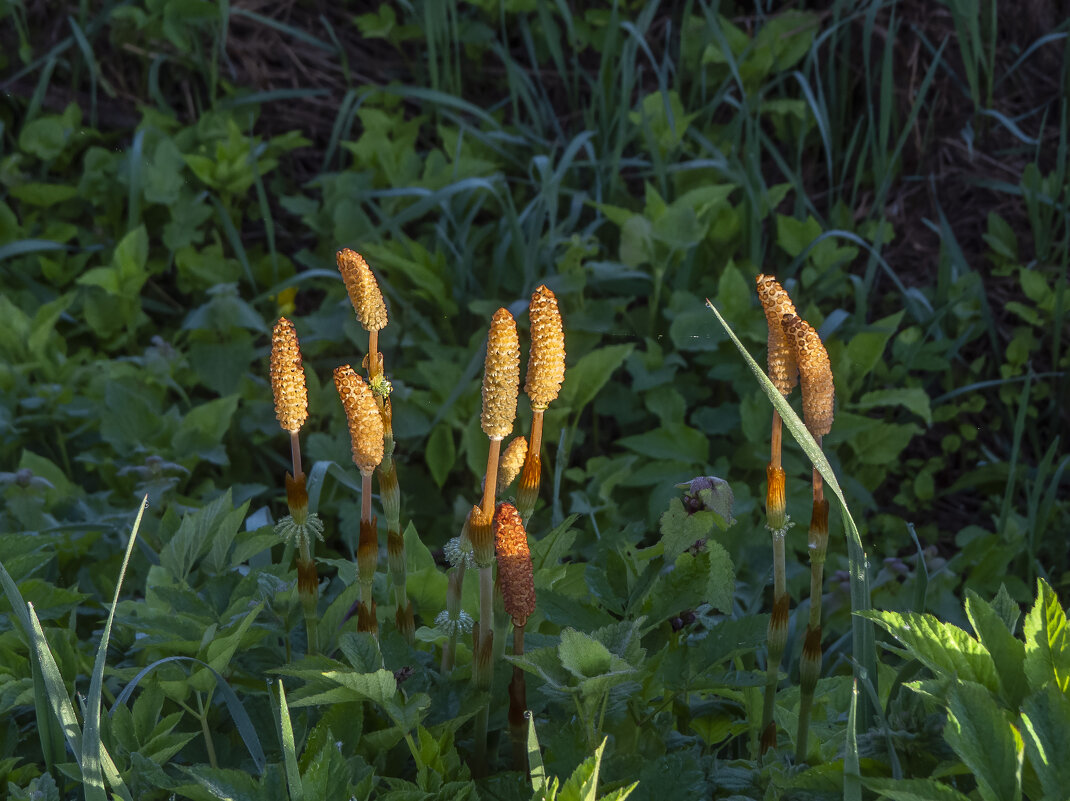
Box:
[525,285,566,411]
[337,249,388,331]
[481,308,521,440]
[755,275,799,396]
[494,502,535,627]
[782,315,835,437]
[497,436,528,494]
[334,365,385,475]
[270,317,309,433]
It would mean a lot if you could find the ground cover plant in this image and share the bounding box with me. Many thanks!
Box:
[0,0,1068,798]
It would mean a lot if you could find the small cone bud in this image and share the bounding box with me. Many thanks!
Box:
[270,317,309,433]
[782,314,835,437]
[337,249,388,331]
[755,275,799,397]
[481,308,520,440]
[494,502,536,627]
[334,365,385,475]
[497,436,528,494]
[525,285,566,411]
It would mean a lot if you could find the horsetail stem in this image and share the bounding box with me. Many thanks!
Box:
[334,364,385,633]
[755,275,798,753]
[780,313,835,764]
[495,501,535,772]
[517,285,565,523]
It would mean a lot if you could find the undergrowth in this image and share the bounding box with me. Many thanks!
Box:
[0,1,1067,799]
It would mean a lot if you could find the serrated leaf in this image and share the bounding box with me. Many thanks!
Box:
[1023,579,1070,693]
[1020,685,1070,801]
[967,590,1028,709]
[861,610,999,692]
[659,498,719,563]
[943,681,1022,801]
[705,539,736,613]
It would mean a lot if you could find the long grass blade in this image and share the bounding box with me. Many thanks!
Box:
[277,680,304,801]
[82,496,147,801]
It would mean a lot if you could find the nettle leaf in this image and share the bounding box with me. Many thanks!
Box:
[1023,579,1070,693]
[558,629,634,682]
[966,590,1028,709]
[943,681,1023,801]
[659,498,721,562]
[992,584,1022,634]
[705,539,736,614]
[1019,685,1070,800]
[861,610,999,693]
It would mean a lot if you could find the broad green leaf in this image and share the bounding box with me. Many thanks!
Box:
[617,424,708,463]
[205,601,264,674]
[861,610,999,693]
[776,214,822,258]
[659,498,719,562]
[557,344,635,415]
[846,311,905,382]
[967,590,1028,709]
[943,681,1022,801]
[558,629,630,680]
[705,539,736,613]
[854,388,933,425]
[172,395,240,466]
[1020,686,1070,801]
[864,778,972,801]
[320,669,397,708]
[993,585,1022,633]
[1023,579,1070,693]
[425,424,455,488]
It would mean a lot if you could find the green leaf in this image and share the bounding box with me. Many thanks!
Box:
[705,539,736,613]
[854,388,933,425]
[943,681,1023,801]
[617,424,708,463]
[846,311,905,381]
[967,590,1028,709]
[993,584,1022,633]
[172,395,240,466]
[1023,579,1070,693]
[776,214,822,258]
[276,681,304,801]
[1020,685,1070,801]
[659,498,719,562]
[864,778,973,801]
[425,424,455,488]
[861,610,1000,693]
[558,344,635,415]
[320,669,397,708]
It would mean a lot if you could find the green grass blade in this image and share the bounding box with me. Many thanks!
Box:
[997,370,1033,538]
[906,523,929,612]
[277,681,303,801]
[82,496,147,801]
[844,679,861,801]
[0,556,66,771]
[705,298,875,729]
